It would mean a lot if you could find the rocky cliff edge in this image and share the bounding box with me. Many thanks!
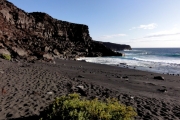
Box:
[0,0,123,62]
[100,42,132,51]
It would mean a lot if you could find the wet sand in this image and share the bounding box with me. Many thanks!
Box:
[0,58,180,120]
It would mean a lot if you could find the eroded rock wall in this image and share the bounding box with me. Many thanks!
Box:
[0,0,122,61]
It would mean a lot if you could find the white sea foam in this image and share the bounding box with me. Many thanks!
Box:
[77,56,180,74]
[132,57,180,64]
[77,57,147,67]
[77,48,180,74]
[123,49,142,52]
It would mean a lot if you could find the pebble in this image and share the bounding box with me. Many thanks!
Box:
[123,76,128,79]
[120,63,127,65]
[47,92,53,95]
[78,75,84,78]
[76,85,84,90]
[130,96,134,99]
[116,76,121,78]
[158,89,167,93]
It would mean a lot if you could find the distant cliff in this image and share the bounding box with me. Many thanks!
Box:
[97,42,131,51]
[0,0,122,62]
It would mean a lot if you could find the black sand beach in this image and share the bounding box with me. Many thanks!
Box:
[0,58,180,120]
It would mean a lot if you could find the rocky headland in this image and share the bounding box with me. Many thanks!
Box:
[0,0,123,62]
[101,42,132,51]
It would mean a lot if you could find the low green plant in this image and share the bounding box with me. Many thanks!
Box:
[2,54,11,60]
[40,93,137,120]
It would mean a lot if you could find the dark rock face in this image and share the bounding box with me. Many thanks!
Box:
[0,0,122,61]
[99,42,132,51]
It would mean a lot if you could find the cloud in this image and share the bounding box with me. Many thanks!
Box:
[130,23,157,30]
[125,27,180,47]
[144,32,180,38]
[128,28,180,43]
[144,28,180,38]
[98,34,127,40]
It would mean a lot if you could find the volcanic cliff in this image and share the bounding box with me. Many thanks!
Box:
[0,0,123,62]
[101,42,132,51]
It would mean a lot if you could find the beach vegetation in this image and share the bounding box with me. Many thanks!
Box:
[2,54,11,60]
[40,93,137,120]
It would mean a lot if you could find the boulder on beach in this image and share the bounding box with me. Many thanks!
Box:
[154,76,165,80]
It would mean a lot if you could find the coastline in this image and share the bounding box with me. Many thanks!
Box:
[77,47,180,75]
[0,58,180,119]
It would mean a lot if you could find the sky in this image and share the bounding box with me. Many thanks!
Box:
[8,0,180,48]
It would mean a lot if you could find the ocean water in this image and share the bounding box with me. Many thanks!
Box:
[77,48,180,75]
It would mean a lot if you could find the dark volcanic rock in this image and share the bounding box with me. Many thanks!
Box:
[154,76,165,80]
[0,0,123,61]
[98,41,132,51]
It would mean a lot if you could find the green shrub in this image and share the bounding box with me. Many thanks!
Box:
[2,54,11,60]
[40,93,137,120]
